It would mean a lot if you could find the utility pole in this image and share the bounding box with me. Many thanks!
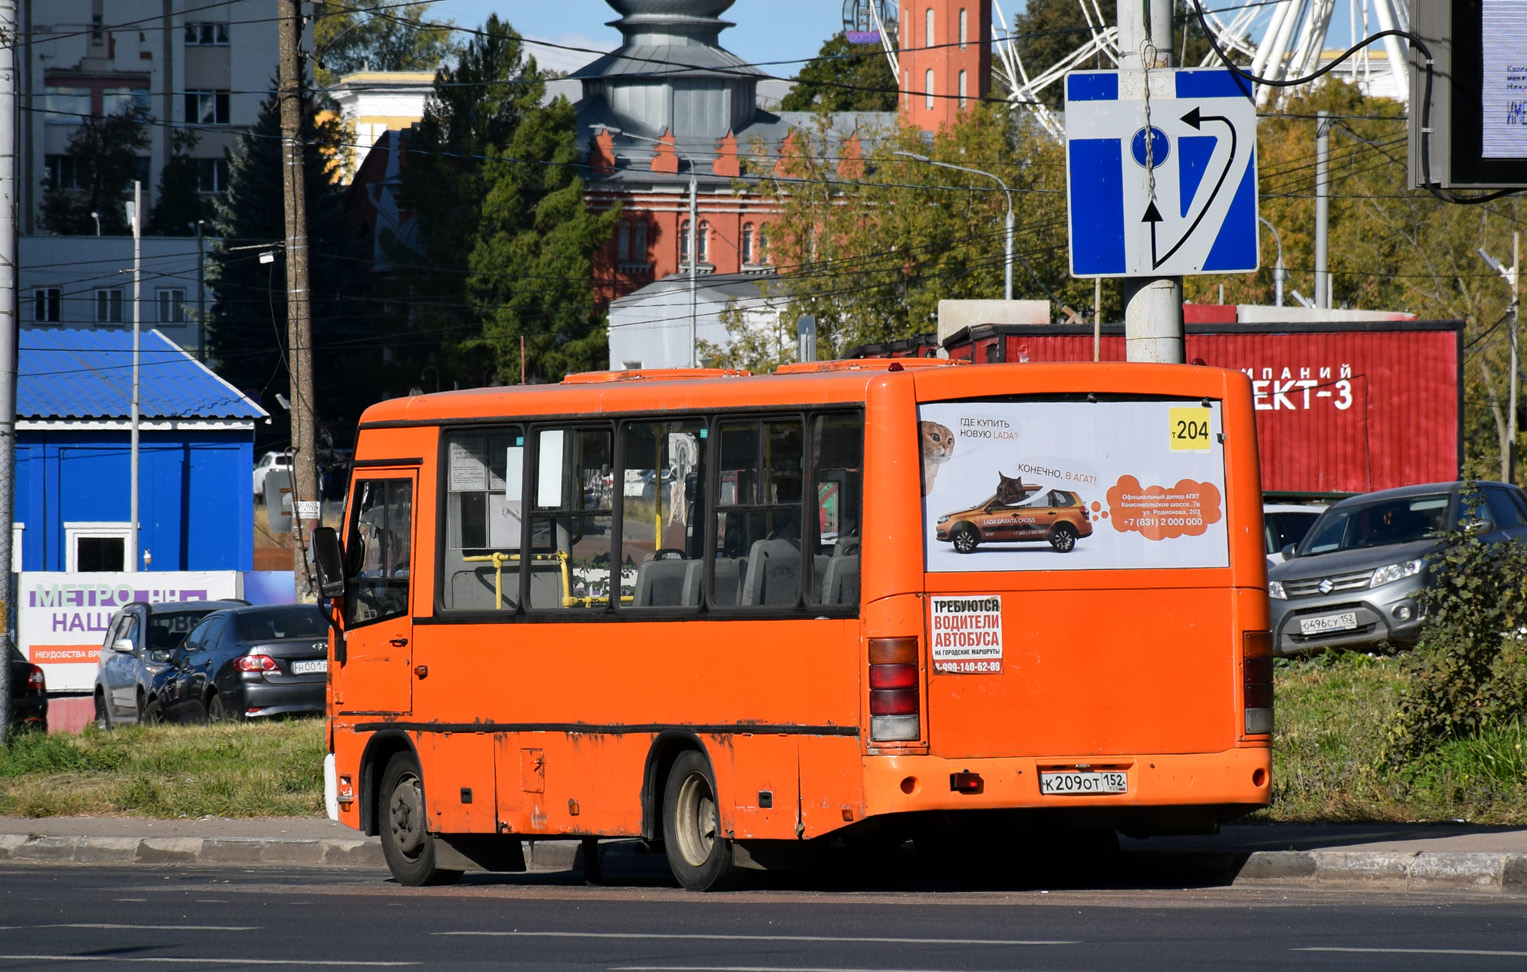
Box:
[1479,236,1520,483]
[1315,110,1330,309]
[129,181,141,572]
[194,219,206,361]
[1118,0,1183,363]
[687,171,698,368]
[0,0,18,740]
[278,0,318,598]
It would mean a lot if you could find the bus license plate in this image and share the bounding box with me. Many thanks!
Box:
[1039,771,1127,795]
[1299,612,1358,635]
[291,660,328,675]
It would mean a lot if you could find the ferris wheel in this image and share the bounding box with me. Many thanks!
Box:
[988,0,1412,141]
[842,0,901,81]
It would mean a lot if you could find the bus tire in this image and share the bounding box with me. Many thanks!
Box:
[662,749,736,891]
[1048,523,1078,553]
[379,752,463,887]
[951,525,979,554]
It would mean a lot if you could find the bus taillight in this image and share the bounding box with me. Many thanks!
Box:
[869,637,920,742]
[1243,630,1273,735]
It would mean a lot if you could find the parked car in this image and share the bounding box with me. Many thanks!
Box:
[253,451,292,501]
[935,487,1093,553]
[1263,502,1325,565]
[161,604,331,723]
[1267,481,1527,656]
[7,643,47,733]
[93,599,248,728]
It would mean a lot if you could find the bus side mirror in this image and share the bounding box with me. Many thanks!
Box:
[311,527,346,599]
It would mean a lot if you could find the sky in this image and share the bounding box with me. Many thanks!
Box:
[422,2,1382,80]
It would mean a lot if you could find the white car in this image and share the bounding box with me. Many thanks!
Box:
[1264,502,1325,565]
[253,451,291,501]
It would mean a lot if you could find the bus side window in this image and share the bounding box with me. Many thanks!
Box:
[528,427,613,611]
[440,429,522,612]
[620,419,705,611]
[716,418,805,609]
[809,412,864,607]
[345,478,413,626]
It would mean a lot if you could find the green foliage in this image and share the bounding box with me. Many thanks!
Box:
[696,296,796,373]
[467,97,619,382]
[145,129,211,237]
[206,78,369,434]
[40,105,152,236]
[1388,504,1527,759]
[312,0,459,86]
[396,16,609,385]
[780,33,898,113]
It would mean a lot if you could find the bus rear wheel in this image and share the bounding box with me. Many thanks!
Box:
[379,752,463,887]
[663,750,736,891]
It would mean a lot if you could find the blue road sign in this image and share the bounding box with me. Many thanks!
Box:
[1065,68,1259,278]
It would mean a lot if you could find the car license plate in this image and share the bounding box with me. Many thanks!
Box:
[291,660,327,675]
[1299,612,1359,635]
[1039,771,1127,795]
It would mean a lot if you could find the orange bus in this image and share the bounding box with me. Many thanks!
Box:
[315,359,1272,889]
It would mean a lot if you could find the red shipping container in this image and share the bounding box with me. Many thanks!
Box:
[935,320,1464,497]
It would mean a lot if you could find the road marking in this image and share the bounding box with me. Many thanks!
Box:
[439,932,1073,946]
[1297,948,1527,959]
[0,958,416,967]
[45,924,259,932]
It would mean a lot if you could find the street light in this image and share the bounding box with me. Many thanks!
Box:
[894,151,1013,301]
[1258,216,1285,308]
[594,125,701,368]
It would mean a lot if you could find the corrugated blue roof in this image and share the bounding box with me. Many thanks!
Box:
[19,328,266,421]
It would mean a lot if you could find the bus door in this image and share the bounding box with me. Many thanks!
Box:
[340,473,417,714]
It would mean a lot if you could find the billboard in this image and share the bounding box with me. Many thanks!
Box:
[919,400,1229,573]
[19,572,240,693]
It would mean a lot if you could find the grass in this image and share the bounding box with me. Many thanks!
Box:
[4,658,1527,823]
[0,720,326,819]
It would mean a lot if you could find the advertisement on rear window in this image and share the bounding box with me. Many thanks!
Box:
[920,400,1229,571]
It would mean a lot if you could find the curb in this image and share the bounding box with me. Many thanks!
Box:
[2,834,1524,893]
[0,833,581,872]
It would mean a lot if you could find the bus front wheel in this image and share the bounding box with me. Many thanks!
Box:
[663,750,736,891]
[379,752,463,887]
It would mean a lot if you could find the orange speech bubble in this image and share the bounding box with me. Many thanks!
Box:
[1106,476,1223,540]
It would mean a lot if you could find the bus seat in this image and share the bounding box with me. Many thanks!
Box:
[821,554,860,605]
[449,567,517,611]
[632,557,696,608]
[742,538,801,606]
[707,557,747,606]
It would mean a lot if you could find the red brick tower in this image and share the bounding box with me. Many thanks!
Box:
[898,0,991,132]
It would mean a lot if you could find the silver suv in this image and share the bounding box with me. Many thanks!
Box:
[1267,482,1527,656]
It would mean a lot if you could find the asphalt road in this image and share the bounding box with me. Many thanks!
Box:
[2,863,1526,971]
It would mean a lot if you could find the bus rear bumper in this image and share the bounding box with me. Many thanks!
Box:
[861,747,1271,818]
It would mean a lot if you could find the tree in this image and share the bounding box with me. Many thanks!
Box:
[206,79,369,438]
[781,33,898,113]
[467,97,619,382]
[740,103,1093,362]
[40,105,151,235]
[1012,0,1212,110]
[146,129,211,236]
[394,15,611,385]
[312,0,459,86]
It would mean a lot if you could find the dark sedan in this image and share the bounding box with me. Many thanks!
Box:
[7,644,47,732]
[93,600,249,727]
[161,605,331,723]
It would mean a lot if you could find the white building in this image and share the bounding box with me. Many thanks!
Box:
[608,273,790,370]
[18,1,279,355]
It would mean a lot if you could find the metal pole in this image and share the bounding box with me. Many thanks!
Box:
[688,172,698,368]
[279,0,318,598]
[1315,110,1330,309]
[1512,231,1520,484]
[1260,216,1285,307]
[1093,277,1102,362]
[195,218,206,361]
[1119,0,1183,363]
[130,181,141,572]
[1003,203,1014,302]
[0,0,18,740]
